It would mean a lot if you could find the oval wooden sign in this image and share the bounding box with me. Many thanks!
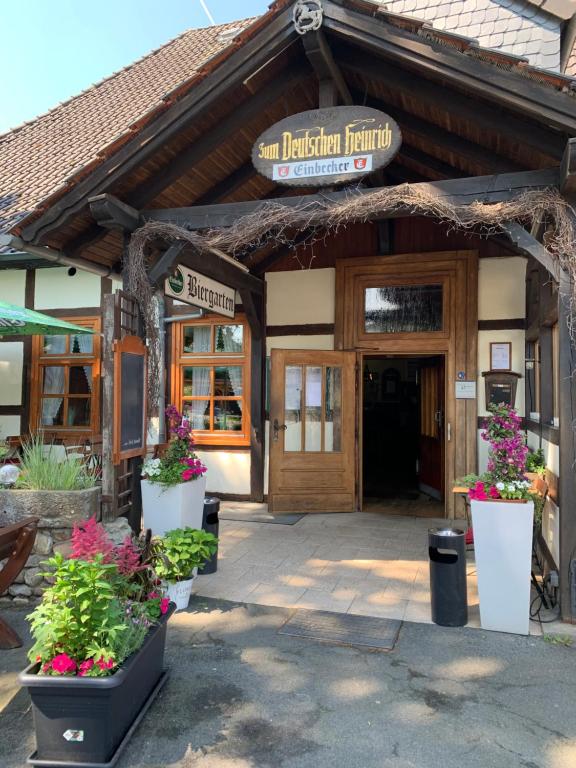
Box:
[252,106,402,187]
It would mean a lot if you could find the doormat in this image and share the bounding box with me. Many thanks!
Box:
[279,609,401,650]
[219,510,306,525]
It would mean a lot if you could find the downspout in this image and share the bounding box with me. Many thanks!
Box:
[0,234,119,278]
[560,13,576,74]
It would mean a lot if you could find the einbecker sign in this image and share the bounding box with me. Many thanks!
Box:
[252,106,402,187]
[165,265,235,319]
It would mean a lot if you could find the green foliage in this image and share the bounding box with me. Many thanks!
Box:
[16,436,97,491]
[543,633,573,647]
[0,440,8,461]
[152,527,217,583]
[27,554,130,672]
[526,448,546,475]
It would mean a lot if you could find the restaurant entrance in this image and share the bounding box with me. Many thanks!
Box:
[362,354,445,517]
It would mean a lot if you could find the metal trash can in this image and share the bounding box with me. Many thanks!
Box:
[428,527,468,627]
[199,497,220,575]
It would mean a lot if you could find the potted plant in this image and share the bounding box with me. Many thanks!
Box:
[19,518,174,767]
[151,527,218,611]
[464,404,535,635]
[141,405,207,536]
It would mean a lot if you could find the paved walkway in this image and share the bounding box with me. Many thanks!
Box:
[1,601,573,768]
[197,506,487,628]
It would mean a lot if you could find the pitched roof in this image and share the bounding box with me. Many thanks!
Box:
[2,0,575,245]
[0,17,256,235]
[377,0,563,70]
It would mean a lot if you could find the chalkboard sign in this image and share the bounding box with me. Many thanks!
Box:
[113,335,147,465]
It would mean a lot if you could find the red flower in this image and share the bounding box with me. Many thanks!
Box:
[160,598,170,615]
[51,653,77,675]
[96,656,115,671]
[78,659,95,677]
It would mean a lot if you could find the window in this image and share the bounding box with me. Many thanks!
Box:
[364,284,443,334]
[171,317,250,445]
[31,318,101,434]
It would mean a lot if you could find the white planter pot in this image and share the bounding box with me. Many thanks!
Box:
[470,499,534,635]
[141,475,206,536]
[164,577,194,612]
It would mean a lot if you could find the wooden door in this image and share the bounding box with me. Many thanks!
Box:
[269,350,356,512]
[418,359,445,500]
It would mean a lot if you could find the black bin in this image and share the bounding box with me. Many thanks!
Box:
[428,527,468,627]
[199,497,220,575]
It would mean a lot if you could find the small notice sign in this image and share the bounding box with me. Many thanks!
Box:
[455,381,477,399]
[165,265,235,319]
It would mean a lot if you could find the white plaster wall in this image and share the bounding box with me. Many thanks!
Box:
[0,270,26,305]
[0,415,20,440]
[478,257,526,320]
[266,335,334,354]
[35,267,102,309]
[0,342,23,404]
[196,450,251,495]
[477,329,526,417]
[266,268,335,325]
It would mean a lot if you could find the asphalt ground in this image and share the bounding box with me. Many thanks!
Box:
[1,599,575,768]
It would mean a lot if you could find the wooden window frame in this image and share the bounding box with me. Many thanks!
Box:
[170,315,251,447]
[30,316,101,437]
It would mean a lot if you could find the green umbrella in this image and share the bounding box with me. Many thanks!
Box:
[0,299,96,336]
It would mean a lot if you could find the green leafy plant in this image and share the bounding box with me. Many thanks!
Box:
[543,633,573,647]
[526,448,546,475]
[151,527,217,583]
[0,440,8,461]
[27,554,144,677]
[16,436,97,491]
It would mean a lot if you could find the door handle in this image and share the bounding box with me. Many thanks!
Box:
[447,422,452,442]
[273,418,288,441]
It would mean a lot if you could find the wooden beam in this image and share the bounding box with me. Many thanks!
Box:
[560,138,576,196]
[126,66,308,210]
[350,88,525,175]
[322,0,576,134]
[194,162,256,205]
[143,168,560,230]
[248,288,265,503]
[22,6,298,243]
[89,194,142,232]
[303,30,353,105]
[397,145,465,180]
[238,287,262,340]
[177,247,264,296]
[558,268,576,621]
[148,242,186,287]
[500,221,560,280]
[341,54,565,163]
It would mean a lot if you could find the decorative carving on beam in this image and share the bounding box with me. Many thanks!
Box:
[500,220,560,280]
[89,194,141,232]
[560,138,576,196]
[293,0,323,35]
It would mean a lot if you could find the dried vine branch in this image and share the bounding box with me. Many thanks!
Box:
[124,184,576,410]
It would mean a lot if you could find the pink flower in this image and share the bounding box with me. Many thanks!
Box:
[160,598,170,615]
[148,591,159,600]
[78,659,95,677]
[469,481,489,501]
[96,656,115,671]
[488,485,500,499]
[51,653,77,675]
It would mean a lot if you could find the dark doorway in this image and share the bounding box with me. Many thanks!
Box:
[362,355,445,515]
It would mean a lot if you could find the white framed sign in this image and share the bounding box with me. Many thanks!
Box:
[490,342,512,371]
[455,381,477,399]
[165,265,235,318]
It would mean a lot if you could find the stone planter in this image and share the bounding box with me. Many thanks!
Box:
[0,487,101,603]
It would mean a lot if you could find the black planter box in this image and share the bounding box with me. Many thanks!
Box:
[19,604,175,768]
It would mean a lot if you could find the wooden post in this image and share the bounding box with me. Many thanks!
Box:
[558,268,576,621]
[101,293,117,521]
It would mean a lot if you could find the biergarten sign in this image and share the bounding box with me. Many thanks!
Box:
[252,106,402,187]
[165,264,235,318]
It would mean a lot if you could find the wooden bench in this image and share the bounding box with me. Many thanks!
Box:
[0,518,39,649]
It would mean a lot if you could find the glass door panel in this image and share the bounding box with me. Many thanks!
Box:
[284,365,303,451]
